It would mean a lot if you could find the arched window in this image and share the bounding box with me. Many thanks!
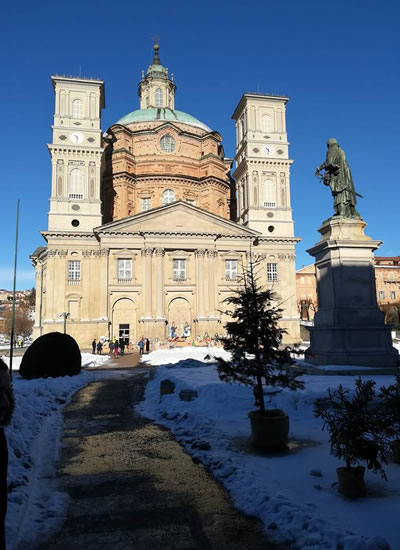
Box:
[263,179,276,208]
[72,99,82,119]
[155,88,163,107]
[162,189,175,205]
[240,119,244,142]
[69,168,83,199]
[262,114,271,132]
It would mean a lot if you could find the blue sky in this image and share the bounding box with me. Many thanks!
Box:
[1,0,398,289]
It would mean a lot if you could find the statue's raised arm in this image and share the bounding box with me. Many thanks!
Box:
[315,138,361,218]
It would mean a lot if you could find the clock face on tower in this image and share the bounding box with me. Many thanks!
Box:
[70,132,84,144]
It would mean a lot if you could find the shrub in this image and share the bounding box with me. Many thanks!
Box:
[20,332,81,379]
[314,378,392,479]
[378,374,400,436]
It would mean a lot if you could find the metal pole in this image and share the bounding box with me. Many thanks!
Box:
[64,313,67,334]
[9,199,20,379]
[39,262,43,336]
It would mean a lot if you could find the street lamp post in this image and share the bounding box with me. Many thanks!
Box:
[59,312,70,334]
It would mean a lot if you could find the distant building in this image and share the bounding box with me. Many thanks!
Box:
[296,257,400,326]
[374,257,400,327]
[295,265,318,321]
[0,289,34,336]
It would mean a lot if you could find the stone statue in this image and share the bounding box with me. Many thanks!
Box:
[315,138,361,218]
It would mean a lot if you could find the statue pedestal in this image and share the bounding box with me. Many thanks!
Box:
[305,217,398,367]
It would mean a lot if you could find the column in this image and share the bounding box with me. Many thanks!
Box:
[154,248,165,318]
[207,250,217,316]
[142,247,153,318]
[195,249,206,317]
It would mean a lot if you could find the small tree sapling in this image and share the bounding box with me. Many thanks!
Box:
[314,378,392,480]
[217,256,304,414]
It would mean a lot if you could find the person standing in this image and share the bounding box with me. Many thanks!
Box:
[145,338,150,354]
[119,340,125,355]
[113,339,119,358]
[96,341,103,355]
[109,340,114,356]
[0,359,15,550]
[138,337,145,356]
[91,339,96,354]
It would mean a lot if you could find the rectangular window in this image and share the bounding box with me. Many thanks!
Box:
[391,291,396,300]
[379,290,385,300]
[267,263,278,282]
[68,260,81,282]
[225,259,238,280]
[173,259,186,281]
[141,198,152,212]
[68,300,79,319]
[117,259,132,280]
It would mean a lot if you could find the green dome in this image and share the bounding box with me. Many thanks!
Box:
[116,107,211,132]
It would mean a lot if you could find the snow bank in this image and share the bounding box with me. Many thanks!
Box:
[4,369,106,549]
[140,347,400,550]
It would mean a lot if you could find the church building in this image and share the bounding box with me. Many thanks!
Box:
[31,45,300,346]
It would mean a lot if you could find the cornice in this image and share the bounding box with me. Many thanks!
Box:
[48,145,104,158]
[41,231,97,241]
[108,120,217,141]
[96,229,300,243]
[234,159,293,179]
[246,159,293,167]
[110,172,231,188]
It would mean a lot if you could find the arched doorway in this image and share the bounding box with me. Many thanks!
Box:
[112,298,136,345]
[168,297,192,338]
[385,308,400,329]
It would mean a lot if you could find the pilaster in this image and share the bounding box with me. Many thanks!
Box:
[195,249,207,318]
[154,248,165,319]
[142,247,153,318]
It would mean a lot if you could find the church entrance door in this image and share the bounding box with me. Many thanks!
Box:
[168,298,191,339]
[112,298,136,346]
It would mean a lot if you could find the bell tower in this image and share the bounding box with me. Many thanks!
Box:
[138,44,176,110]
[232,93,295,238]
[48,75,105,232]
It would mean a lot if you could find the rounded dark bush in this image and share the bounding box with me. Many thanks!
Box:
[20,332,81,379]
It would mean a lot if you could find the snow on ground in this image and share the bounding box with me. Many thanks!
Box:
[140,347,400,550]
[0,353,112,549]
[1,352,110,371]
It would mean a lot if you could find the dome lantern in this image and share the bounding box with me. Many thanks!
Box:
[138,43,176,110]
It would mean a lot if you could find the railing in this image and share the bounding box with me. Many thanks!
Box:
[173,278,187,284]
[118,278,132,284]
[67,279,81,285]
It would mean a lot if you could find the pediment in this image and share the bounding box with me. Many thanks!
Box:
[95,201,260,237]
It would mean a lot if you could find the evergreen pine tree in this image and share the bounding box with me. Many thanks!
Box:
[217,255,304,413]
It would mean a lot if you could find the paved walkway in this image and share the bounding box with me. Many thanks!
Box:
[87,351,142,370]
[35,369,281,550]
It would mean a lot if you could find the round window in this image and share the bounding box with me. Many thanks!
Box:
[71,219,80,227]
[160,134,176,153]
[268,225,275,233]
